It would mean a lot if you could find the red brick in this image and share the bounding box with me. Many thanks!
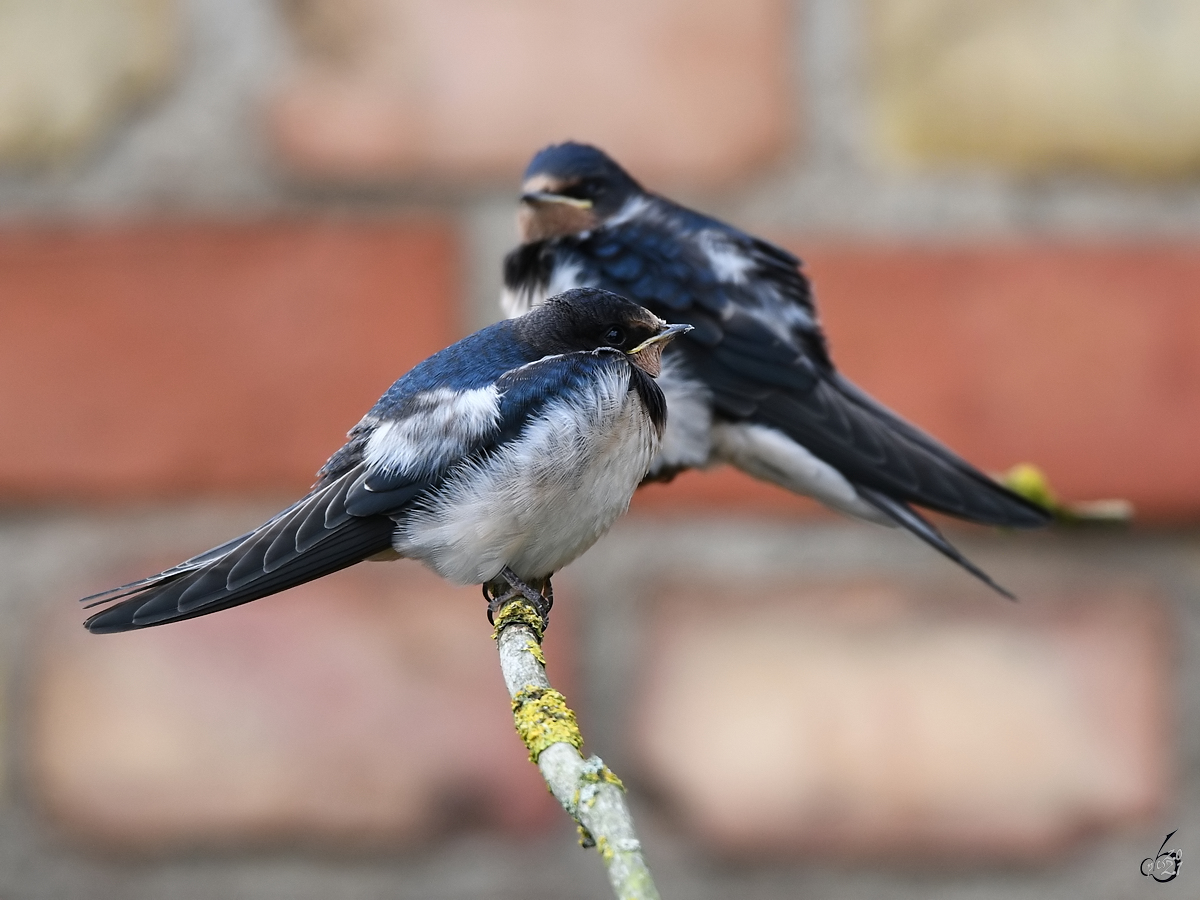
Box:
[632,580,1172,861]
[30,558,575,851]
[0,221,460,501]
[270,0,792,187]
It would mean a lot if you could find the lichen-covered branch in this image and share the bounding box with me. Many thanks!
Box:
[492,600,660,900]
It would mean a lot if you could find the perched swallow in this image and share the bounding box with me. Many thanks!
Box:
[82,289,690,632]
[503,142,1050,596]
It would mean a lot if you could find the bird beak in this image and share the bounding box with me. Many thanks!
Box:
[520,191,594,210]
[628,323,693,355]
[627,323,692,378]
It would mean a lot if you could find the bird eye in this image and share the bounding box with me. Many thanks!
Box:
[604,326,625,346]
[560,178,601,200]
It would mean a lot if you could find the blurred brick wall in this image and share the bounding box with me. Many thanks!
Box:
[1,2,1198,898]
[1,221,461,499]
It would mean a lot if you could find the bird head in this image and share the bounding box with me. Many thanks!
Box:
[520,288,691,377]
[517,142,643,242]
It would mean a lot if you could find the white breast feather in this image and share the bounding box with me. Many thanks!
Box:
[501,283,536,318]
[546,259,593,297]
[649,353,713,475]
[365,386,501,476]
[502,260,594,318]
[395,363,658,583]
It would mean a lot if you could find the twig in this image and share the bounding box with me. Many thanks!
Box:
[492,599,660,900]
[998,462,1134,524]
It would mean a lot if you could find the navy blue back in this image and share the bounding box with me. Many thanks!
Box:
[372,319,534,414]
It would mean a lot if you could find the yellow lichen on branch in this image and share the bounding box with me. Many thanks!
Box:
[492,598,546,640]
[526,638,546,666]
[491,596,660,900]
[511,686,584,762]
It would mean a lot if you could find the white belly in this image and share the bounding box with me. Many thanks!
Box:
[393,368,659,584]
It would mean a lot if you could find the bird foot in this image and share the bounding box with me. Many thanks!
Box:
[484,567,553,628]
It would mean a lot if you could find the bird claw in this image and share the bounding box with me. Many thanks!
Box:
[484,567,553,627]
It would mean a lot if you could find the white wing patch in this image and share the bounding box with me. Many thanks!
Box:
[605,195,655,228]
[698,230,754,285]
[365,386,501,477]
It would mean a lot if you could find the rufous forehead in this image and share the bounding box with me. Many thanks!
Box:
[521,173,571,193]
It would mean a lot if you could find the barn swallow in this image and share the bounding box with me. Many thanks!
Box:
[503,142,1050,597]
[82,289,690,632]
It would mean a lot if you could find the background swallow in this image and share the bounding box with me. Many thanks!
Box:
[82,288,689,632]
[503,142,1050,596]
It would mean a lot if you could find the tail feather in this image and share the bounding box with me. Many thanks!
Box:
[84,517,395,633]
[856,485,1016,600]
[83,471,398,634]
[79,528,262,609]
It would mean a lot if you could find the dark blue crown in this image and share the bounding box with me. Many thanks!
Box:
[523,141,640,190]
